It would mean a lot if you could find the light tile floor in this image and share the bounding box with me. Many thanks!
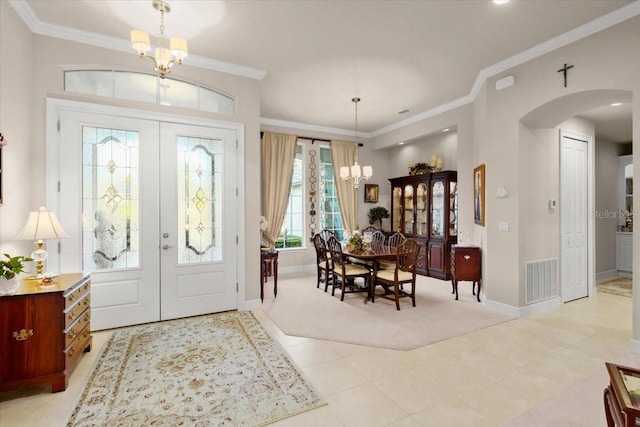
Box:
[0,284,636,427]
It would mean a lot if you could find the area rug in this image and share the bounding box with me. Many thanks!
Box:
[66,311,325,426]
[261,274,515,350]
[597,276,632,298]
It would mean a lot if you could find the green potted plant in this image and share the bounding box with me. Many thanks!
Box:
[0,254,33,295]
[367,206,390,230]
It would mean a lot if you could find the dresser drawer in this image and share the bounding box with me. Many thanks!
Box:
[64,278,90,310]
[64,310,91,350]
[64,293,90,329]
[65,324,91,370]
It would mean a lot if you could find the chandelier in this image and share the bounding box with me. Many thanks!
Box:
[130,0,188,79]
[340,97,372,189]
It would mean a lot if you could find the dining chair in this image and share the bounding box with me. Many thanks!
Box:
[312,233,333,292]
[319,229,336,243]
[371,239,420,310]
[326,236,371,301]
[379,232,407,270]
[361,226,377,234]
[370,230,385,247]
[387,232,407,248]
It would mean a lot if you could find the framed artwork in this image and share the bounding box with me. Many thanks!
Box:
[473,164,485,226]
[364,184,379,203]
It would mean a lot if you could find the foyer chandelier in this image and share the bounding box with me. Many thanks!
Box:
[340,97,373,189]
[130,0,188,79]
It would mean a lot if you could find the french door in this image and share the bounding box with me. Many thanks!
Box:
[55,107,238,330]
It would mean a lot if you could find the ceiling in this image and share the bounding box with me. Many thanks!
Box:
[19,0,637,142]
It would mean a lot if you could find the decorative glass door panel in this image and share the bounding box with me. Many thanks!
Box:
[392,186,402,232]
[449,182,458,236]
[82,127,140,271]
[176,136,222,264]
[404,184,414,234]
[416,183,428,236]
[431,181,445,237]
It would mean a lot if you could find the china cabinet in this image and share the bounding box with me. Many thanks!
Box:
[389,171,457,278]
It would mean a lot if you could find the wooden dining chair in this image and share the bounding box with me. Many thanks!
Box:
[319,229,336,243]
[361,226,377,234]
[312,233,333,292]
[371,239,420,310]
[379,232,406,270]
[370,230,385,247]
[326,236,371,301]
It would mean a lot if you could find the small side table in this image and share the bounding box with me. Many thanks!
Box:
[604,362,640,427]
[450,245,481,302]
[260,249,278,302]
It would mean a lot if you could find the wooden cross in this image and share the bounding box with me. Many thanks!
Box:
[557,63,574,88]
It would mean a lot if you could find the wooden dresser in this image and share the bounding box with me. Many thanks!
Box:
[0,273,92,392]
[450,245,481,302]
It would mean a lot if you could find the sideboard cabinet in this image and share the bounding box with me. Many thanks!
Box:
[390,171,457,278]
[0,273,92,392]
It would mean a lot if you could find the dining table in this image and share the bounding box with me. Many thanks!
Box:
[341,244,397,302]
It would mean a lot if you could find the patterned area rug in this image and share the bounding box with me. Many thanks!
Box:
[597,276,632,298]
[66,311,325,426]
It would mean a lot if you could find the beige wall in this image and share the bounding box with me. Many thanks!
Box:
[595,139,623,275]
[0,3,35,257]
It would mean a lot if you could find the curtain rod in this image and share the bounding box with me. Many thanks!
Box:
[260,132,362,146]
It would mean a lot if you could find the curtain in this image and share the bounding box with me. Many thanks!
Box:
[330,140,358,232]
[261,132,297,248]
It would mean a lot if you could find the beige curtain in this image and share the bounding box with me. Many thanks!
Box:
[331,140,358,232]
[261,132,297,248]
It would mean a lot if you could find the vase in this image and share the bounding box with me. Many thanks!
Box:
[0,277,19,296]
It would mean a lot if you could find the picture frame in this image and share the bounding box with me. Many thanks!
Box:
[473,164,485,226]
[364,184,379,203]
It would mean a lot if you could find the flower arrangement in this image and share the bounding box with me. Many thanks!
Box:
[260,216,269,231]
[347,233,365,253]
[409,162,434,176]
[0,254,33,280]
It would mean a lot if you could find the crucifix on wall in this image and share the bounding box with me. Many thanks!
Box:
[557,63,574,88]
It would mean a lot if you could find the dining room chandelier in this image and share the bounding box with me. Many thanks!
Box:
[340,97,372,189]
[130,0,188,79]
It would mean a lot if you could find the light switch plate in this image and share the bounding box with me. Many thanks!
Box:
[499,222,510,232]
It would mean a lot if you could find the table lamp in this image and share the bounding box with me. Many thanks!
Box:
[16,207,69,282]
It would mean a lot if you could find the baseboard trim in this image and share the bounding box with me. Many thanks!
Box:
[484,296,562,318]
[240,299,262,311]
[596,269,618,281]
[631,339,640,354]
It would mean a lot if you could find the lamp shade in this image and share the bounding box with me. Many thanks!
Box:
[16,208,69,241]
[170,37,188,60]
[130,30,151,54]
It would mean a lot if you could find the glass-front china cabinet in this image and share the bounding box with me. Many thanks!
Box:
[390,171,457,278]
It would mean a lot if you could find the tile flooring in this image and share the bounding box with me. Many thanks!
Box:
[0,281,636,427]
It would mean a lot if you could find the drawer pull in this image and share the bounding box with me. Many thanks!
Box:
[13,329,34,341]
[68,294,75,302]
[68,348,76,358]
[464,255,471,260]
[83,298,90,307]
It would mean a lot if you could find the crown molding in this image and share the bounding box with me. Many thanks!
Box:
[8,0,267,81]
[260,117,373,139]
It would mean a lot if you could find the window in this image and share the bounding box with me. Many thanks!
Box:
[318,146,345,240]
[276,144,304,249]
[64,70,234,114]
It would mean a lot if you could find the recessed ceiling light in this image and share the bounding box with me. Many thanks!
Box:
[397,109,410,115]
[611,102,623,107]
[493,0,510,4]
[398,141,405,145]
[442,128,450,132]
